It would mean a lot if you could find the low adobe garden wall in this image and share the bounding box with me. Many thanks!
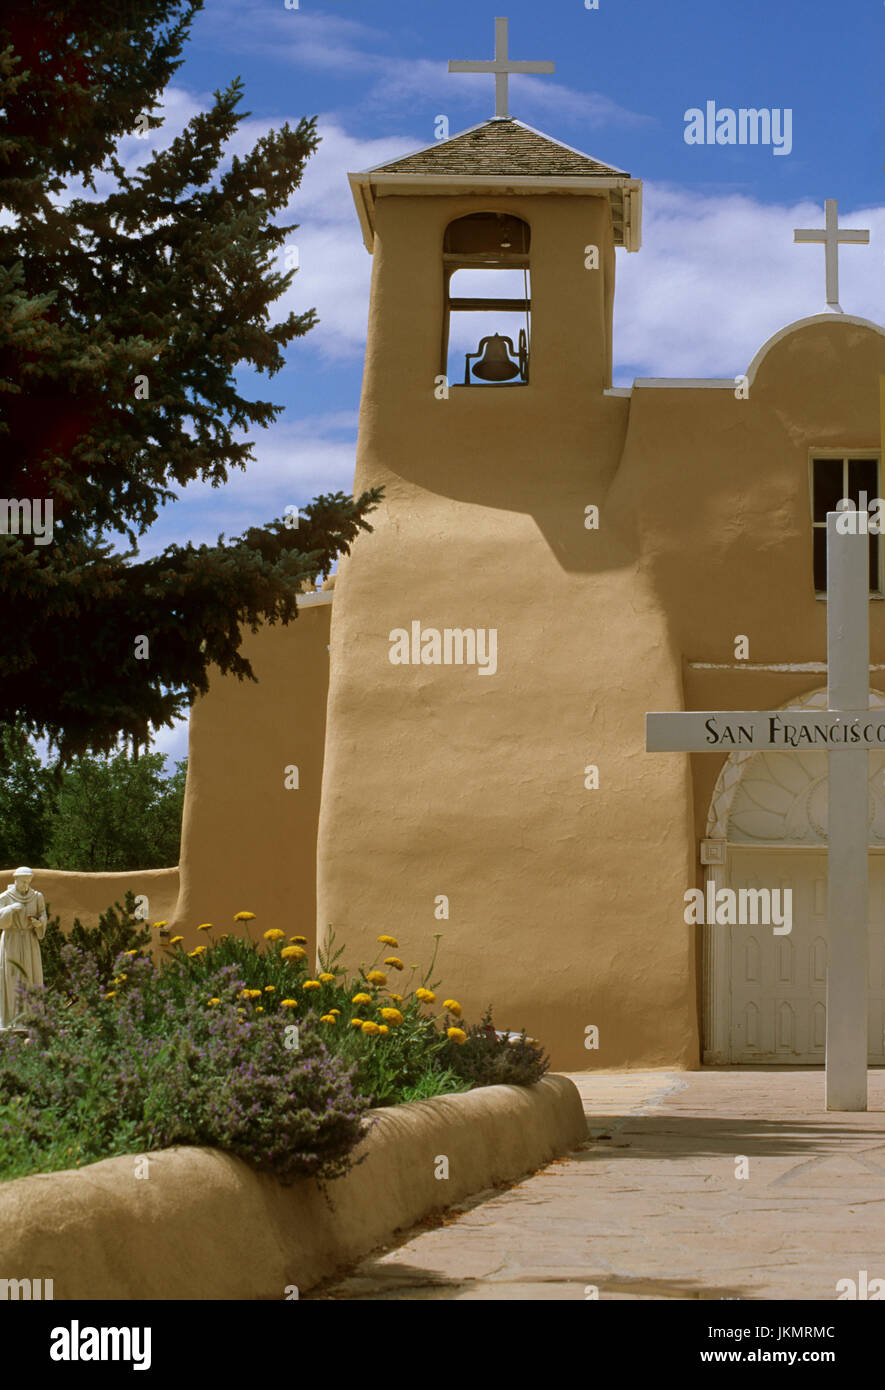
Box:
[0,868,179,935]
[0,1075,585,1299]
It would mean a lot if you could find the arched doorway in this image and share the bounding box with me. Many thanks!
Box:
[703,688,885,1063]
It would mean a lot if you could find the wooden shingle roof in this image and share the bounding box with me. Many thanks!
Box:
[371,118,629,179]
[349,118,642,253]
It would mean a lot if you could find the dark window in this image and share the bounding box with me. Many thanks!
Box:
[811,456,882,596]
[813,458,845,522]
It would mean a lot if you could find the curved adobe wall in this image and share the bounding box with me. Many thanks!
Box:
[169,600,332,954]
[0,1076,586,1300]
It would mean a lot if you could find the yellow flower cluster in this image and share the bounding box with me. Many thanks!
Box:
[175,915,473,1060]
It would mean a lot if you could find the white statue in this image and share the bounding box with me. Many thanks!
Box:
[0,867,47,1029]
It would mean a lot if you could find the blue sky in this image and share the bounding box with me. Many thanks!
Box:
[96,0,885,760]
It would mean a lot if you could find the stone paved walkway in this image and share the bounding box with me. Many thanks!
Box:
[308,1069,885,1300]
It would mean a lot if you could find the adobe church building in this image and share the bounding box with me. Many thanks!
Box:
[161,93,885,1073]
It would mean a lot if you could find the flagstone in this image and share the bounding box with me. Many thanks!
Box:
[307,1070,885,1301]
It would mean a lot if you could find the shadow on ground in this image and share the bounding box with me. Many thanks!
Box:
[578,1112,885,1162]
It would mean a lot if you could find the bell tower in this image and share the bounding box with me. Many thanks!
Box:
[349,112,641,401]
[317,21,655,1070]
[349,16,640,403]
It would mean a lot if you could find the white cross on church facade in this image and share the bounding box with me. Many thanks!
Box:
[794,199,870,313]
[449,17,555,119]
[648,515,874,1111]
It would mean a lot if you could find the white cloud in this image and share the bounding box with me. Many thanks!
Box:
[268,120,415,360]
[192,0,648,132]
[195,3,383,67]
[149,717,190,769]
[139,413,360,556]
[612,188,885,383]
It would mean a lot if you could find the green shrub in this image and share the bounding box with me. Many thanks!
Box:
[0,912,550,1185]
[445,1007,550,1089]
[0,949,369,1186]
[40,892,152,993]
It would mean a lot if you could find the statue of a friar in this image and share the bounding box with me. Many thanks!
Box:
[0,867,47,1029]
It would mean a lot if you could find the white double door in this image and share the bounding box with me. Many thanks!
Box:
[725,847,885,1064]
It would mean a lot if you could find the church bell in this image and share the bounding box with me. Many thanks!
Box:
[468,332,525,383]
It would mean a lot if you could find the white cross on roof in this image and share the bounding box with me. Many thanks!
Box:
[794,199,870,313]
[449,17,555,120]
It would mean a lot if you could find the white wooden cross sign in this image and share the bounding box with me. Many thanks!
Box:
[793,199,870,313]
[449,17,555,119]
[647,512,873,1110]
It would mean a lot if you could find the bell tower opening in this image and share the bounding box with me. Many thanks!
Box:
[442,212,531,387]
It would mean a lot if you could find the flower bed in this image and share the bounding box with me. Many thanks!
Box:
[0,906,549,1186]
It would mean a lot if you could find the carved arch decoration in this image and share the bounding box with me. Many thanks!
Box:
[705,687,885,845]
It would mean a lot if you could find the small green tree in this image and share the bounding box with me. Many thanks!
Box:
[0,721,52,866]
[40,892,152,994]
[45,749,186,871]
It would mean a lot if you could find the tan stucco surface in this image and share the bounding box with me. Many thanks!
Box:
[0,1076,585,1300]
[169,602,331,954]
[0,868,179,935]
[313,181,885,1070]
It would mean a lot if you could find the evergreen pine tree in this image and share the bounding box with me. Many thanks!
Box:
[0,1,381,757]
